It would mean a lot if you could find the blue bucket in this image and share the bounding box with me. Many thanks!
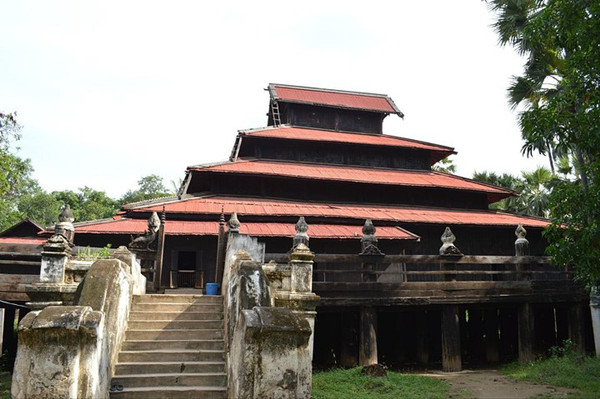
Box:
[206,283,219,296]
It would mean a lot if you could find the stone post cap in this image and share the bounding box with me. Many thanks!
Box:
[20,305,102,331]
[439,226,463,256]
[289,243,315,262]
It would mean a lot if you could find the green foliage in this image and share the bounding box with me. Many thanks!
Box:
[119,174,171,205]
[544,161,600,286]
[76,244,112,260]
[312,367,449,399]
[502,354,600,398]
[490,0,600,286]
[53,187,118,222]
[472,167,554,217]
[432,157,457,174]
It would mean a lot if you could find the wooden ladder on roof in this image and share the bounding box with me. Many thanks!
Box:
[271,100,281,126]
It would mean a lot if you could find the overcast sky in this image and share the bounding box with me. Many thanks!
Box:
[1,1,548,198]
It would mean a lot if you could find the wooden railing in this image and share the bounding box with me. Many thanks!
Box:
[169,270,204,289]
[264,253,570,284]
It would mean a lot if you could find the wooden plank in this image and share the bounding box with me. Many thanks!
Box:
[0,244,42,255]
[0,260,41,267]
[0,252,41,259]
[0,292,31,301]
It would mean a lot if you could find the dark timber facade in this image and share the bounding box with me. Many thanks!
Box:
[2,84,592,370]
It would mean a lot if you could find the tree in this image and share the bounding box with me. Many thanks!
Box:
[119,174,171,205]
[53,187,118,222]
[472,171,524,213]
[489,0,600,286]
[432,157,457,174]
[472,167,553,217]
[0,112,40,231]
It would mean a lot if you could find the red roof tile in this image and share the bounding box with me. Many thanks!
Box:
[75,219,417,240]
[189,160,515,202]
[239,126,454,155]
[133,196,549,228]
[0,237,45,245]
[270,84,402,115]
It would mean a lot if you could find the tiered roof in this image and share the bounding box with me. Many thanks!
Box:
[73,84,549,243]
[268,83,403,116]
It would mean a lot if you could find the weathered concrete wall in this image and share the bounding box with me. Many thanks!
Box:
[12,306,104,398]
[590,288,600,356]
[223,235,313,399]
[12,247,145,398]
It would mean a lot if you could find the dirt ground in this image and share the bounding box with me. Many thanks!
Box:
[421,369,576,399]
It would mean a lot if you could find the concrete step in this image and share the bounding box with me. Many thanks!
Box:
[122,339,224,351]
[129,311,223,321]
[126,329,223,341]
[115,361,225,375]
[133,294,222,304]
[131,303,223,313]
[109,385,226,399]
[127,320,224,330]
[111,372,226,388]
[118,350,224,363]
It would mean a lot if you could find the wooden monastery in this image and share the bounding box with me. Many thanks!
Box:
[0,84,592,370]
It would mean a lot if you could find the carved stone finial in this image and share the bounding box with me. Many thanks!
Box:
[362,219,376,236]
[292,216,310,249]
[515,224,529,256]
[54,204,75,245]
[58,204,74,223]
[129,212,161,250]
[439,227,463,256]
[515,224,527,240]
[228,212,240,234]
[360,219,384,256]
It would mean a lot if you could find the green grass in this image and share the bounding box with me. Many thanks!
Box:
[312,367,449,399]
[0,372,10,399]
[502,355,600,399]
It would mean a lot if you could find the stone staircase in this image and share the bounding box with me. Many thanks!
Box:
[109,294,227,399]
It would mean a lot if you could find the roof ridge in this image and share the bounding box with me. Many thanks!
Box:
[269,83,392,99]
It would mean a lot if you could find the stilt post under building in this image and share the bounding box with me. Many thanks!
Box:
[568,303,586,354]
[441,305,462,372]
[359,306,378,366]
[518,303,535,362]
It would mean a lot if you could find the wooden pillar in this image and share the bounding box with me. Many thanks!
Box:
[0,308,4,355]
[484,308,500,363]
[154,209,166,292]
[359,306,378,366]
[441,305,462,372]
[340,311,358,367]
[416,311,429,365]
[214,209,226,286]
[518,303,535,362]
[568,303,586,354]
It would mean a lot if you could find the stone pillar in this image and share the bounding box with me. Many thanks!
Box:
[359,306,378,366]
[26,207,78,309]
[263,218,320,359]
[568,303,586,354]
[590,288,600,356]
[518,302,535,363]
[441,305,462,372]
